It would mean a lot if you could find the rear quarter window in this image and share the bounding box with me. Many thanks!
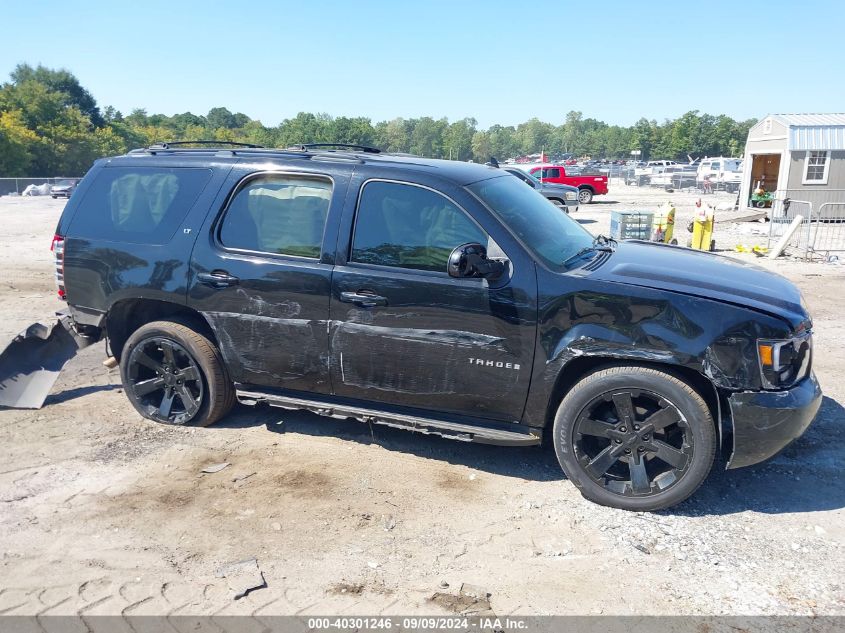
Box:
[68,167,212,244]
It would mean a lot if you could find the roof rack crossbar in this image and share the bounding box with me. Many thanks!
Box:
[148,140,265,150]
[288,143,382,154]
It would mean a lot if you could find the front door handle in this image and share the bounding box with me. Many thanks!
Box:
[340,291,388,308]
[196,270,240,288]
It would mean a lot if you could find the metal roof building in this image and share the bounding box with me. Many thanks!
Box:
[739,114,845,213]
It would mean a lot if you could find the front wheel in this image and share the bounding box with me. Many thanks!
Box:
[553,366,716,511]
[578,188,594,204]
[120,320,235,427]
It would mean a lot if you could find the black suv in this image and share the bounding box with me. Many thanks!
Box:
[50,143,821,510]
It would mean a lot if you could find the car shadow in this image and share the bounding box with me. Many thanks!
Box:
[666,395,845,516]
[42,384,118,405]
[215,402,562,481]
[213,395,845,513]
[575,218,597,225]
[586,200,619,205]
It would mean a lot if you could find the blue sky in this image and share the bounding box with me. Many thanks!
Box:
[2,0,843,128]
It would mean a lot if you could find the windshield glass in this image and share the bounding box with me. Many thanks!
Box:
[467,175,593,270]
[56,180,74,186]
[508,168,541,185]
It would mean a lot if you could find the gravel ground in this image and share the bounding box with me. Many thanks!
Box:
[0,193,843,617]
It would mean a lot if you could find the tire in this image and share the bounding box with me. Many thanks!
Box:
[120,319,235,427]
[552,366,716,511]
[578,188,594,204]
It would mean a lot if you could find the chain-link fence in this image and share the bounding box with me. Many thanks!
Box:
[0,177,81,197]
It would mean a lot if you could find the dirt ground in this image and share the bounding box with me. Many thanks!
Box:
[0,189,843,617]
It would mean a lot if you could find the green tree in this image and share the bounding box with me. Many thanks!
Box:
[410,117,447,157]
[206,107,237,129]
[445,117,477,161]
[329,116,376,146]
[7,63,104,126]
[471,130,491,162]
[0,110,39,175]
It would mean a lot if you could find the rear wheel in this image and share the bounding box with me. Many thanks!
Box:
[578,188,594,204]
[553,366,716,511]
[120,320,235,426]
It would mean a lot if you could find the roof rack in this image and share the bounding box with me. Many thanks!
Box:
[287,143,382,154]
[148,140,265,150]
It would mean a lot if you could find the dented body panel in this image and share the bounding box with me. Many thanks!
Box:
[522,264,795,428]
[327,168,539,421]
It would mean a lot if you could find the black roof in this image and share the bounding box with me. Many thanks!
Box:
[120,144,503,186]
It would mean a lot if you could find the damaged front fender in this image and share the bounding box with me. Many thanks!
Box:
[0,314,99,409]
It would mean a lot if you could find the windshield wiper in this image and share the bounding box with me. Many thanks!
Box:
[563,234,617,267]
[592,234,617,249]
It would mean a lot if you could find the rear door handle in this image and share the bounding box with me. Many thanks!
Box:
[340,291,388,308]
[196,270,240,288]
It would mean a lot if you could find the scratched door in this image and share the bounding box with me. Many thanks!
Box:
[189,166,349,394]
[328,179,537,422]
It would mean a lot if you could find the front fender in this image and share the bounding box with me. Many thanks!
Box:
[521,274,793,428]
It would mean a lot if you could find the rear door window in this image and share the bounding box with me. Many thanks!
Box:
[546,168,561,178]
[69,167,212,244]
[218,174,331,258]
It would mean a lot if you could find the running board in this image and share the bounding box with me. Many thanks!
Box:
[236,389,541,447]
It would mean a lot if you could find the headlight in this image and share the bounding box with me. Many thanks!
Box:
[565,191,577,201]
[757,333,812,390]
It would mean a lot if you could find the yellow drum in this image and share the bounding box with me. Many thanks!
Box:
[691,206,714,251]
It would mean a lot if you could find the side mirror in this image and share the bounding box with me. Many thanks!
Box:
[447,243,507,280]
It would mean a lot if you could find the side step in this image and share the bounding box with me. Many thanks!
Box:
[236,389,541,447]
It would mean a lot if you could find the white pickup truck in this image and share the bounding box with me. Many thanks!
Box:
[697,157,743,192]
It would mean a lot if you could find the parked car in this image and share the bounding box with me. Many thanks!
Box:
[503,166,579,213]
[526,164,609,204]
[50,179,78,199]
[37,142,820,511]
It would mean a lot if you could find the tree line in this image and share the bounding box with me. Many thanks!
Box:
[0,64,756,177]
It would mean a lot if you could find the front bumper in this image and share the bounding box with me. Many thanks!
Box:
[726,373,822,469]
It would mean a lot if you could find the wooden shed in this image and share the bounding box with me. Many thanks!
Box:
[740,113,845,217]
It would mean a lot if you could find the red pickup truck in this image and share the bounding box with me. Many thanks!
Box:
[528,165,609,204]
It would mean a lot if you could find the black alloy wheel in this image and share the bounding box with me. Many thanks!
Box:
[126,337,204,424]
[572,389,692,497]
[553,366,716,511]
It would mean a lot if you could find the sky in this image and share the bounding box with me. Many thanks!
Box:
[2,0,843,129]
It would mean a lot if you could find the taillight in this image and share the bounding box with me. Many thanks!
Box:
[51,234,66,300]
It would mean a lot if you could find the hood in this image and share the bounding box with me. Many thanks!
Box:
[540,182,578,193]
[588,241,809,330]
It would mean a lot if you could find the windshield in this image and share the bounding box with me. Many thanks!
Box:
[467,175,593,270]
[506,168,542,186]
[56,180,74,186]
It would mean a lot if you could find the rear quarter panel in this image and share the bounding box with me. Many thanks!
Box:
[61,158,232,315]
